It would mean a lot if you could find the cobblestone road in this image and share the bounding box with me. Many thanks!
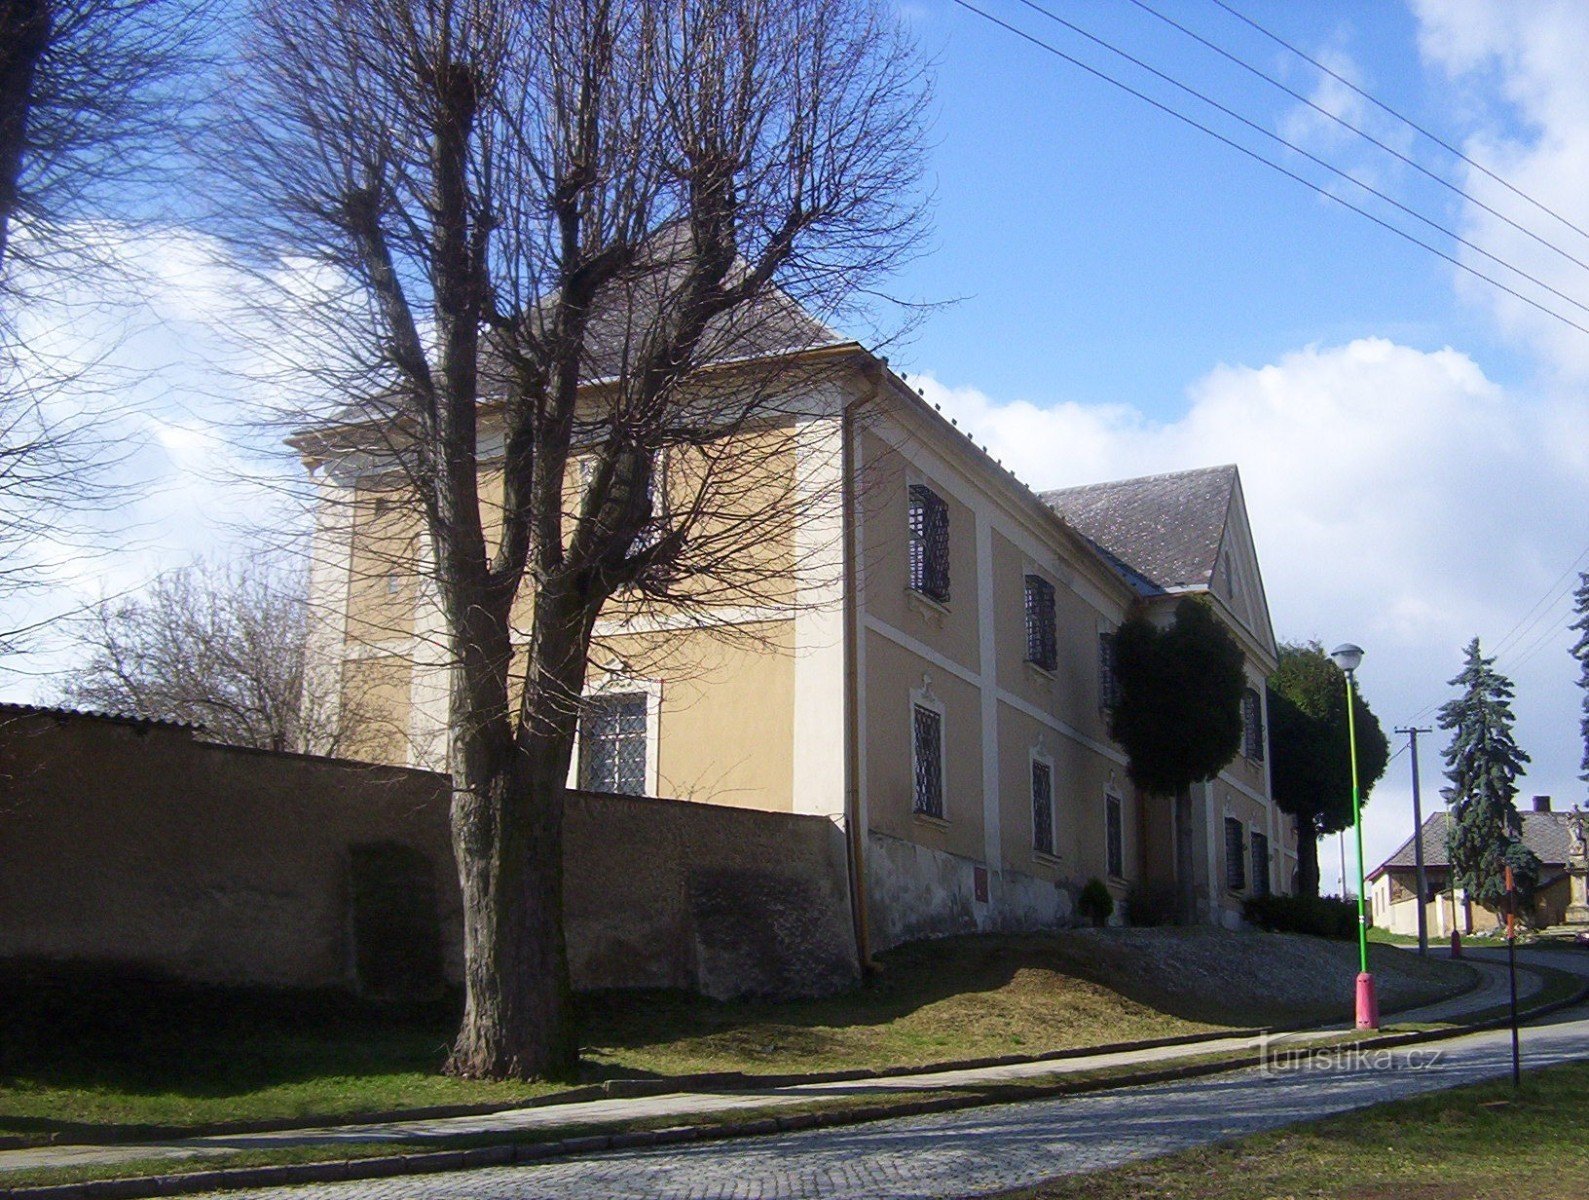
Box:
[193,1006,1589,1200]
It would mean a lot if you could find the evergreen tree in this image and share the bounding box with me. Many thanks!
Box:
[1267,642,1390,897]
[1571,573,1589,791]
[1110,597,1246,796]
[1438,638,1540,913]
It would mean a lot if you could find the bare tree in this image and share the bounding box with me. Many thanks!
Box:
[0,0,206,284]
[0,0,209,653]
[57,554,378,754]
[221,0,928,1079]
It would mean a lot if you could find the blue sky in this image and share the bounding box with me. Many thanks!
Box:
[885,0,1589,882]
[4,0,1588,886]
[892,0,1531,403]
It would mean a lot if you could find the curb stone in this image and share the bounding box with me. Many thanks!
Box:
[3,973,1560,1200]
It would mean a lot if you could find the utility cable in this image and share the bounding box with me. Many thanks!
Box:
[1206,0,1589,246]
[950,0,1589,338]
[1126,0,1589,277]
[1008,0,1589,320]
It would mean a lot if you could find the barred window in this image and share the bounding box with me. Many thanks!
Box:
[1242,688,1265,761]
[1098,631,1120,710]
[908,484,951,604]
[1024,575,1057,671]
[1032,759,1054,856]
[1225,817,1247,891]
[634,452,667,552]
[912,702,944,819]
[1251,831,1270,897]
[1106,794,1124,878]
[579,693,647,795]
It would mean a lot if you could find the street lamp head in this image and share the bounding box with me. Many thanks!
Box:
[1330,643,1365,674]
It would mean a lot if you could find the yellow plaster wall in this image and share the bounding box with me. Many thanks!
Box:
[862,632,985,862]
[588,620,796,811]
[856,428,981,675]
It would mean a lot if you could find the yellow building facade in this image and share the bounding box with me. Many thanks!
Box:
[302,345,1295,952]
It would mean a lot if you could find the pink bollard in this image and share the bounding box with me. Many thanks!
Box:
[1355,972,1379,1030]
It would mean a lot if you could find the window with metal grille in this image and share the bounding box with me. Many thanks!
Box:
[1032,759,1054,855]
[1105,794,1124,878]
[579,693,647,795]
[1024,575,1057,671]
[1242,688,1265,761]
[1225,817,1247,891]
[1250,831,1270,897]
[908,484,950,603]
[1098,632,1120,710]
[912,702,944,819]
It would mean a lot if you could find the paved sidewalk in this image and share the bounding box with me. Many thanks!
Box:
[0,953,1540,1179]
[213,1005,1589,1200]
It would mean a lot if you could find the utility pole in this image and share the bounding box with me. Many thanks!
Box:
[1396,726,1433,956]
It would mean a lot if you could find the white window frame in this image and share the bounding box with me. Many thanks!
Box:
[1030,747,1057,859]
[910,679,947,821]
[570,672,662,797]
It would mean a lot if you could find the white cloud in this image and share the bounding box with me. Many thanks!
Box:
[0,223,309,693]
[909,335,1589,871]
[1413,1,1589,379]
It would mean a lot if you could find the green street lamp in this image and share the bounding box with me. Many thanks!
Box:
[1330,642,1378,1030]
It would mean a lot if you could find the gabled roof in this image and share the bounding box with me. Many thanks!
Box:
[300,227,848,444]
[1039,465,1238,596]
[1371,809,1576,877]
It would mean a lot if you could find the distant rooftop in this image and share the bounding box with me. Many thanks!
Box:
[1040,464,1237,596]
[1372,808,1576,877]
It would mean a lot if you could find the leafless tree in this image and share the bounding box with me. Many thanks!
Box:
[0,0,207,284]
[56,554,382,754]
[0,0,209,653]
[220,0,928,1079]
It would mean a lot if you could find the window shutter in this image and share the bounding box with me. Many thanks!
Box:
[1024,575,1057,671]
[908,485,950,603]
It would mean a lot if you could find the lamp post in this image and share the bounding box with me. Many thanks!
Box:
[1330,642,1378,1030]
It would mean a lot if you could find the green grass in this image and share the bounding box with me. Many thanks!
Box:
[1001,1058,1589,1199]
[1366,927,1422,946]
[0,931,1475,1142]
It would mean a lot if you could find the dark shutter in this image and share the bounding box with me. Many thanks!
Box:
[1032,760,1054,855]
[908,485,951,603]
[912,703,944,818]
[1106,795,1124,878]
[1098,632,1119,709]
[1251,831,1270,897]
[1024,575,1057,670]
[1225,818,1247,891]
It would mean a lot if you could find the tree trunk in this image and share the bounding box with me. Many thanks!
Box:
[1295,816,1321,898]
[446,737,577,1080]
[0,0,50,267]
[1174,785,1197,925]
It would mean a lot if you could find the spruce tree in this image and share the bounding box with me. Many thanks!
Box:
[1438,638,1540,912]
[1571,572,1589,791]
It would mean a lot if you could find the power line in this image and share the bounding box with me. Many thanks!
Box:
[1124,0,1589,279]
[1206,0,1589,247]
[949,0,1589,339]
[1010,0,1589,321]
[1489,540,1589,661]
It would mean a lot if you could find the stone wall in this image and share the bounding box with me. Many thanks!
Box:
[0,706,857,1000]
[865,830,1076,952]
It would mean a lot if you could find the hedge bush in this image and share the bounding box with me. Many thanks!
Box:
[1077,878,1115,928]
[1243,893,1361,940]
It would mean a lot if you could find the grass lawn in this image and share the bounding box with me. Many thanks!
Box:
[1001,1058,1589,1199]
[1366,927,1422,947]
[0,929,1474,1141]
